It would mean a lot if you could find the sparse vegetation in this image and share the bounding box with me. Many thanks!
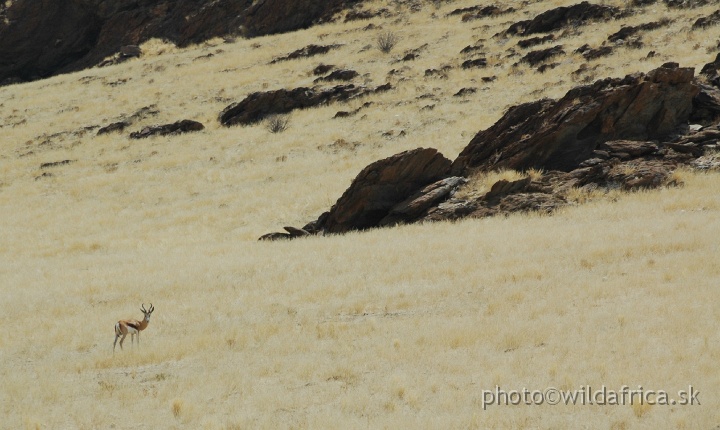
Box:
[266,114,290,133]
[2,0,720,428]
[376,31,399,53]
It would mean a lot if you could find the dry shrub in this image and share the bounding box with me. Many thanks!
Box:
[377,31,399,53]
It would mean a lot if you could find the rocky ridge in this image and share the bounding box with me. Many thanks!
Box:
[0,0,363,84]
[261,62,720,240]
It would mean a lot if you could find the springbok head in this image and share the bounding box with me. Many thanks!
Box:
[141,303,154,321]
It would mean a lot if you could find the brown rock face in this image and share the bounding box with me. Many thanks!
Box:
[451,63,698,175]
[318,148,452,233]
[0,0,361,84]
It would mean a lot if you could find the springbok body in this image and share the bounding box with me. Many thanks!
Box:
[114,304,154,353]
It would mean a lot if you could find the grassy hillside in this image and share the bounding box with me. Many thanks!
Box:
[2,0,720,428]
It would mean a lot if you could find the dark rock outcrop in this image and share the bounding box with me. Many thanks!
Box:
[97,105,159,135]
[259,148,453,239]
[220,83,391,126]
[129,120,204,139]
[690,84,720,124]
[0,0,362,84]
[699,53,720,87]
[271,44,341,63]
[318,148,452,233]
[576,44,613,61]
[261,61,719,240]
[461,58,488,69]
[607,19,672,43]
[312,64,336,76]
[520,45,565,66]
[40,159,74,169]
[313,69,359,83]
[447,5,515,22]
[518,35,556,49]
[504,2,622,37]
[451,63,698,175]
[693,10,720,29]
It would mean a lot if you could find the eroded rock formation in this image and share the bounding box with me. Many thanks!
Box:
[451,63,698,174]
[261,62,720,240]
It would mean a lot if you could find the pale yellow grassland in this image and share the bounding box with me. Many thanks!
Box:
[2,0,720,428]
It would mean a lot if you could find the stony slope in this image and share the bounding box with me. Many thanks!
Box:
[0,0,362,84]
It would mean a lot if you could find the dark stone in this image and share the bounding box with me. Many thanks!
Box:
[97,121,130,135]
[504,2,622,36]
[333,101,372,119]
[220,84,391,126]
[313,64,336,76]
[597,140,659,157]
[537,63,559,73]
[577,45,613,60]
[97,105,159,136]
[317,148,452,233]
[520,45,565,66]
[607,160,673,190]
[313,69,359,83]
[692,10,720,29]
[271,44,341,63]
[258,232,292,241]
[129,120,204,139]
[690,84,720,124]
[517,34,555,48]
[454,87,477,97]
[119,45,141,58]
[607,19,672,43]
[461,58,488,69]
[40,159,73,169]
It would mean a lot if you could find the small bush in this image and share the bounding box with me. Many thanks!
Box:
[377,31,399,54]
[266,114,289,133]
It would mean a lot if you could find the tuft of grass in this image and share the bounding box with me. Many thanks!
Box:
[376,31,399,54]
[266,114,290,133]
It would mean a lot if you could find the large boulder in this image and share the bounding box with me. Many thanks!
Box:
[0,0,362,84]
[318,148,452,233]
[451,63,698,175]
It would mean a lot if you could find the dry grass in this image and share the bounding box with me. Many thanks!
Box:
[2,0,720,428]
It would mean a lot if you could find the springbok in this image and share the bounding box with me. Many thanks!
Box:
[114,303,154,353]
